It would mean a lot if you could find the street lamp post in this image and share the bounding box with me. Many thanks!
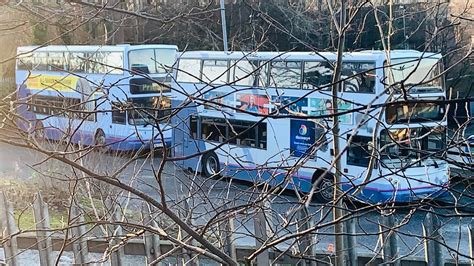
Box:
[400,5,408,49]
[220,0,229,52]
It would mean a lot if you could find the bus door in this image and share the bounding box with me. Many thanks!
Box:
[105,99,129,146]
[172,103,203,169]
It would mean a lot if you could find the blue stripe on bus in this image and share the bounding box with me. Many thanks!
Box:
[217,162,446,203]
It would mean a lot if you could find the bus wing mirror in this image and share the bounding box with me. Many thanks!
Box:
[467,135,474,145]
[368,141,374,151]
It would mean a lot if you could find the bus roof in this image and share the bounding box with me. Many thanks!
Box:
[17,44,178,54]
[178,50,442,62]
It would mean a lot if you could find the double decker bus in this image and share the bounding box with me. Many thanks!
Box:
[171,50,449,203]
[16,44,178,151]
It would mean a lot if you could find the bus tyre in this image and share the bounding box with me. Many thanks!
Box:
[202,152,220,178]
[94,129,108,152]
[313,173,334,203]
[34,121,45,140]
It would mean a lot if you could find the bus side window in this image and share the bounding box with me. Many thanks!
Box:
[257,61,269,87]
[69,52,87,73]
[303,61,333,90]
[177,59,202,83]
[82,97,97,121]
[347,135,372,167]
[88,52,102,74]
[342,62,376,93]
[190,116,198,139]
[228,120,256,147]
[69,98,82,119]
[107,52,124,74]
[201,117,227,142]
[202,60,229,85]
[258,122,267,149]
[269,61,302,89]
[227,120,266,149]
[17,53,33,71]
[59,97,70,117]
[158,96,172,122]
[29,95,45,114]
[48,52,65,71]
[111,102,126,124]
[34,52,48,71]
[232,60,259,87]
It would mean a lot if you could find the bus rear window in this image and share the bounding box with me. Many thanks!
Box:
[17,53,33,71]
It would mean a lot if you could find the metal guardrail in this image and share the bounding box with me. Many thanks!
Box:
[0,192,473,265]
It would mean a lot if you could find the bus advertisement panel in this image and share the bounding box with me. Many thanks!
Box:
[290,119,316,157]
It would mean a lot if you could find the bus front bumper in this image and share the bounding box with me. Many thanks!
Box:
[343,165,450,203]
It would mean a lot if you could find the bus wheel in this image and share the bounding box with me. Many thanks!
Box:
[202,152,220,178]
[94,129,108,152]
[34,121,45,140]
[312,171,334,203]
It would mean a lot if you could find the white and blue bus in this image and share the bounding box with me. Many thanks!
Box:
[171,50,449,203]
[16,44,178,151]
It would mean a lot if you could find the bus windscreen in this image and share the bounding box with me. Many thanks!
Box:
[380,127,445,168]
[385,100,445,124]
[129,48,176,74]
[385,58,443,90]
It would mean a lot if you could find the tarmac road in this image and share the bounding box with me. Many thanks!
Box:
[0,141,473,263]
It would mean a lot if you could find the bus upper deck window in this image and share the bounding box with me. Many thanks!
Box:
[269,61,301,89]
[69,53,87,73]
[303,61,333,90]
[17,53,33,70]
[129,49,174,75]
[202,60,229,85]
[33,52,48,71]
[48,52,65,71]
[177,59,201,83]
[129,49,156,74]
[106,52,123,74]
[154,49,176,73]
[232,60,260,87]
[385,58,443,91]
[342,62,376,93]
